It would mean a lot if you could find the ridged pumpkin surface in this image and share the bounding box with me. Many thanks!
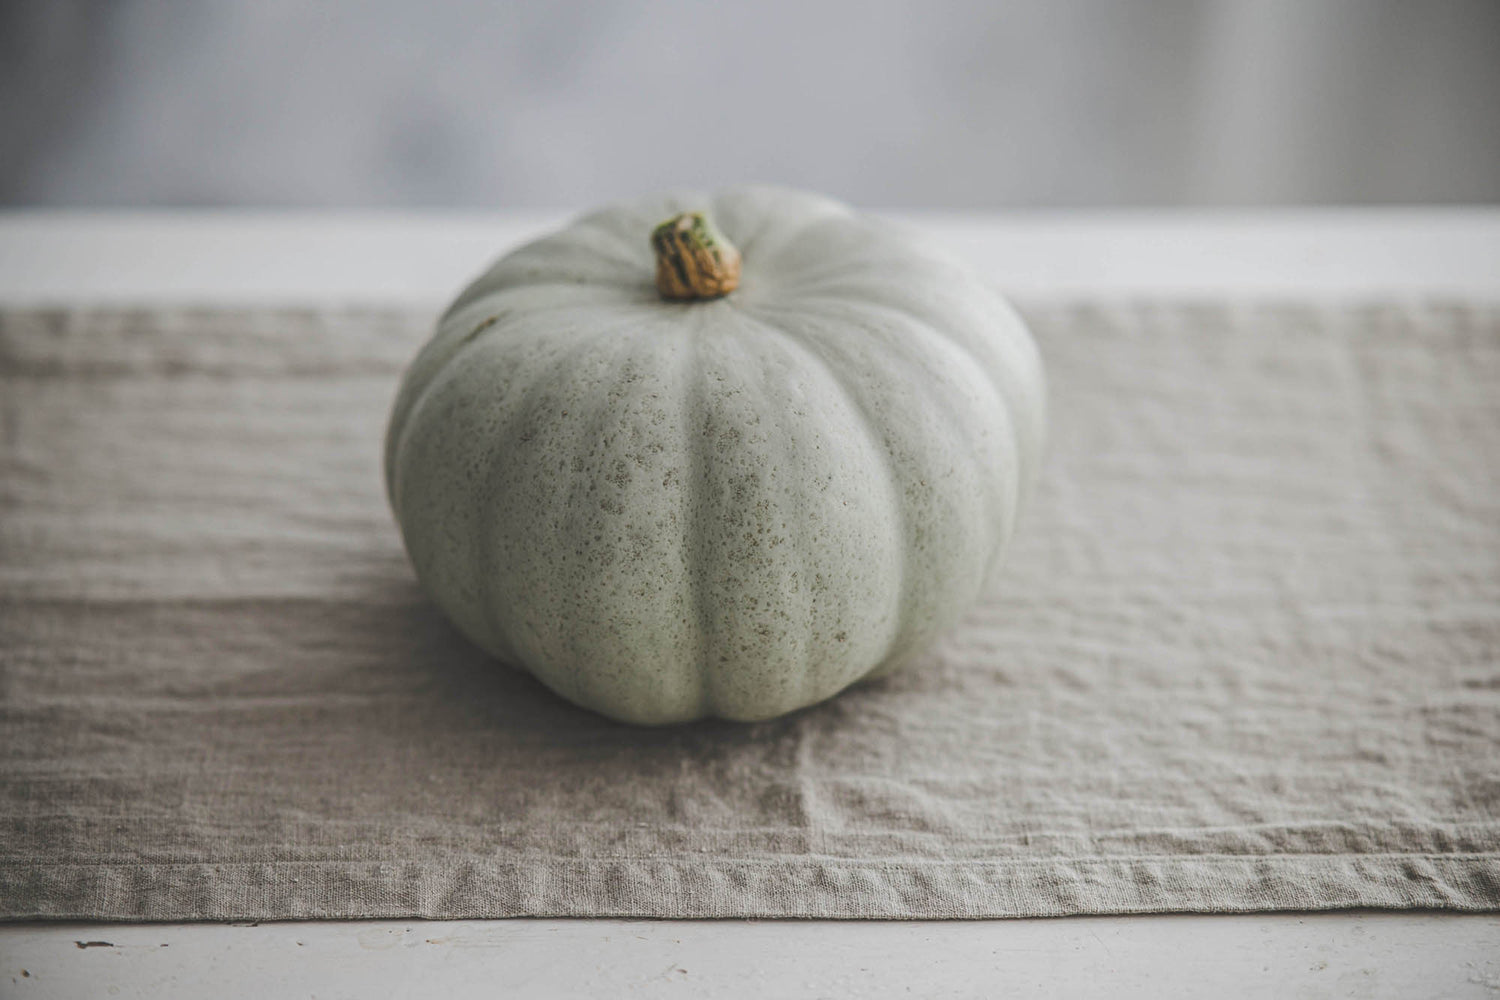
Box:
[385,187,1046,724]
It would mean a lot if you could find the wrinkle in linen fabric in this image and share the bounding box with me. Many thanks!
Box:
[0,302,1497,920]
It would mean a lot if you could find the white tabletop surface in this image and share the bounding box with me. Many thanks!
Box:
[2,207,1498,304]
[2,209,1498,999]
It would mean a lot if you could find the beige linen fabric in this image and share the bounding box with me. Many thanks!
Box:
[1,302,1497,921]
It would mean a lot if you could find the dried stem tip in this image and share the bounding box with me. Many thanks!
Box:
[651,211,741,300]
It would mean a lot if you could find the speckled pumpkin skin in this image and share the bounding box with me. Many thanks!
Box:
[384,187,1046,725]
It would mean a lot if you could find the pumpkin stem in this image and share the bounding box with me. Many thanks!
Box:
[651,211,741,300]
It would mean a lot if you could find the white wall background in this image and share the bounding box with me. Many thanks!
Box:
[3,0,1498,209]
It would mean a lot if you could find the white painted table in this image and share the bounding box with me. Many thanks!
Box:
[2,209,1498,999]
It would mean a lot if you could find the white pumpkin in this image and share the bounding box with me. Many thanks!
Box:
[385,187,1045,725]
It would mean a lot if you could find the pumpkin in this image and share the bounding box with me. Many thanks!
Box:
[384,187,1046,725]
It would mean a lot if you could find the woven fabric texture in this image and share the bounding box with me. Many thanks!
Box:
[2,302,1497,920]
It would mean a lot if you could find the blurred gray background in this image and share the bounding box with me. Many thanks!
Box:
[3,0,1498,209]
